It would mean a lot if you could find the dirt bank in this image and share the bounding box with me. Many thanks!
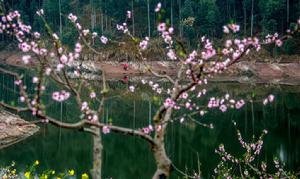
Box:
[1,51,300,85]
[0,110,39,149]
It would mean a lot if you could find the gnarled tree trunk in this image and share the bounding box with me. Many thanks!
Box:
[152,107,174,179]
[152,133,172,179]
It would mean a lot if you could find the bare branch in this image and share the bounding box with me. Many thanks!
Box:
[0,102,30,113]
[37,115,156,146]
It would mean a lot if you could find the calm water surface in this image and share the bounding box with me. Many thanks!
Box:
[0,66,299,178]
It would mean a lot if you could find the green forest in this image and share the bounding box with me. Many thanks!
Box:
[3,0,300,53]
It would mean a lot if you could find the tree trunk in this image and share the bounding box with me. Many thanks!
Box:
[152,107,174,179]
[287,0,289,26]
[132,0,135,36]
[178,0,182,38]
[171,0,174,27]
[250,0,254,37]
[243,2,247,35]
[91,127,103,179]
[147,0,151,37]
[59,0,62,37]
[152,127,172,179]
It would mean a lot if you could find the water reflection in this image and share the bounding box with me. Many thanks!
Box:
[0,67,300,178]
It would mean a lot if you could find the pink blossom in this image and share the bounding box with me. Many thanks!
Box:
[76,23,82,30]
[19,42,31,52]
[56,64,64,71]
[45,68,52,76]
[157,23,166,32]
[185,102,191,109]
[228,24,240,33]
[81,102,89,111]
[102,126,110,134]
[222,49,230,55]
[232,51,240,60]
[164,98,175,108]
[52,33,59,40]
[181,92,188,99]
[68,13,78,23]
[22,55,31,64]
[52,90,70,102]
[223,26,229,33]
[276,39,283,47]
[129,86,135,92]
[92,32,98,38]
[60,55,68,64]
[32,77,39,83]
[263,98,268,105]
[116,24,124,31]
[139,38,149,50]
[82,29,90,36]
[167,49,176,60]
[143,127,150,134]
[90,92,96,99]
[219,105,227,112]
[75,43,82,53]
[20,96,26,102]
[235,100,245,109]
[225,40,232,47]
[155,3,162,12]
[100,36,108,44]
[148,125,154,131]
[157,88,162,94]
[14,80,22,85]
[180,117,185,123]
[127,11,132,19]
[268,94,275,102]
[156,125,162,131]
[36,9,44,16]
[34,32,40,39]
[202,49,216,60]
[91,114,98,123]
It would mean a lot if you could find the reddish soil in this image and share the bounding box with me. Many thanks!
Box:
[1,51,300,84]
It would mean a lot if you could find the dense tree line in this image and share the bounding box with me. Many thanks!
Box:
[2,0,300,53]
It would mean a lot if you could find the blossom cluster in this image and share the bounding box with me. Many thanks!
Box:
[223,24,240,33]
[263,94,275,105]
[80,102,99,123]
[141,79,163,94]
[52,91,70,102]
[208,95,245,112]
[214,125,294,178]
[264,33,284,47]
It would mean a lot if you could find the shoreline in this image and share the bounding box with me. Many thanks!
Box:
[1,51,300,85]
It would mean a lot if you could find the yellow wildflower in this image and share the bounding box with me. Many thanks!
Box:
[41,174,48,179]
[81,173,89,179]
[51,170,55,175]
[68,169,75,176]
[24,171,31,179]
[34,160,39,165]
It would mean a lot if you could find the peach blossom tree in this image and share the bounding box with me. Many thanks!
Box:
[0,2,298,179]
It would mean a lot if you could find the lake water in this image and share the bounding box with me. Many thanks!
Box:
[0,65,299,178]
